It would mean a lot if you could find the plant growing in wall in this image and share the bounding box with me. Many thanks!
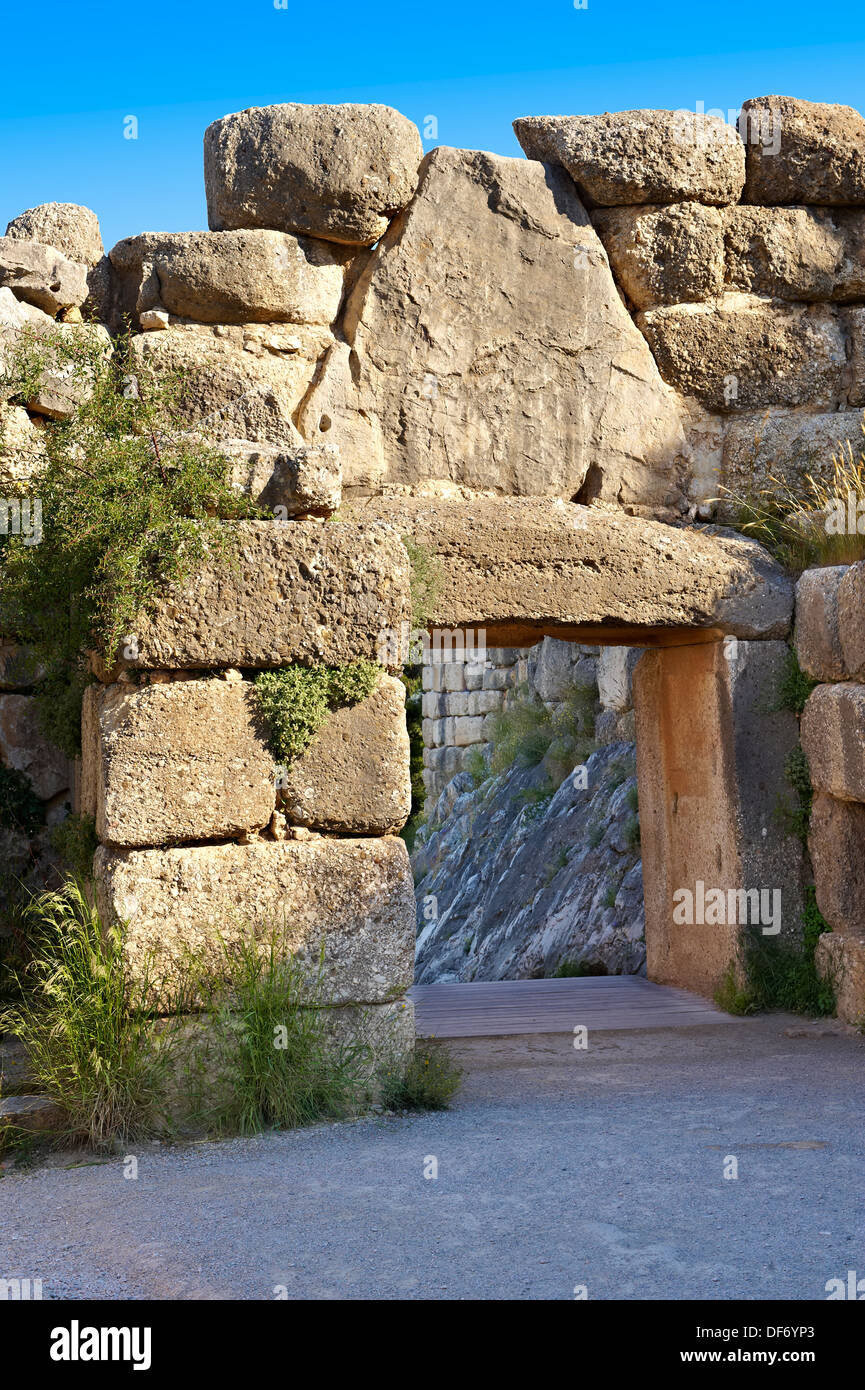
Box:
[0,327,264,756]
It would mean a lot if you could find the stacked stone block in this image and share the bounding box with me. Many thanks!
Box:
[81,520,417,1059]
[796,561,865,1024]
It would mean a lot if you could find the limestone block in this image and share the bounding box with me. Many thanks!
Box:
[466,689,502,716]
[0,693,71,800]
[637,296,846,412]
[224,438,341,516]
[591,202,725,310]
[441,662,465,693]
[111,520,411,672]
[740,96,865,205]
[801,684,865,803]
[89,678,275,847]
[0,404,46,488]
[0,236,88,316]
[724,206,865,301]
[841,307,865,407]
[110,230,348,326]
[722,410,865,507]
[93,836,416,1007]
[464,663,485,691]
[362,497,794,642]
[204,102,422,246]
[837,561,865,679]
[301,146,690,508]
[794,568,849,682]
[130,321,331,444]
[279,674,411,834]
[809,792,865,936]
[529,636,586,702]
[452,715,485,746]
[6,202,104,267]
[514,109,745,206]
[597,646,641,712]
[815,934,865,1025]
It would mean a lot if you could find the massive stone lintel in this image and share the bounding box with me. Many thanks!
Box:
[104,519,411,672]
[93,835,416,1009]
[362,497,793,642]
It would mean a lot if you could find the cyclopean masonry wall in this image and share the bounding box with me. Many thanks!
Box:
[81,519,417,1063]
[3,93,865,1032]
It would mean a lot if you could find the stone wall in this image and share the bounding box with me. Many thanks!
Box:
[3,92,864,1036]
[796,561,865,1025]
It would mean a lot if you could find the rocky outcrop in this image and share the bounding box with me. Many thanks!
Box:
[795,567,849,681]
[722,410,865,504]
[204,103,422,245]
[741,96,865,205]
[723,207,865,302]
[224,438,341,516]
[301,146,691,506]
[414,745,645,982]
[801,683,865,802]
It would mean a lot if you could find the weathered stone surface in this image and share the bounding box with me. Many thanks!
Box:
[741,96,865,205]
[841,307,865,408]
[0,404,46,487]
[722,410,865,506]
[112,519,410,671]
[303,147,690,507]
[635,641,805,996]
[280,674,411,834]
[110,230,348,326]
[0,1035,34,1091]
[2,321,112,421]
[363,497,794,642]
[204,103,422,246]
[724,206,865,302]
[89,677,275,847]
[801,683,865,803]
[93,836,416,1006]
[130,321,331,443]
[794,567,850,682]
[837,561,865,681]
[6,202,104,267]
[638,296,846,412]
[0,693,71,800]
[224,438,341,516]
[514,109,745,206]
[0,1094,63,1135]
[815,933,865,1025]
[0,284,53,335]
[0,236,88,316]
[591,203,724,310]
[809,792,865,936]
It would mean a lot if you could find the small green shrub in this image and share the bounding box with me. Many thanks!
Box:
[191,933,371,1135]
[623,814,641,851]
[0,328,265,756]
[773,647,817,716]
[253,660,381,765]
[0,765,45,838]
[465,745,489,789]
[378,1041,462,1111]
[553,959,608,978]
[775,744,813,845]
[489,681,597,782]
[586,821,604,850]
[0,880,186,1149]
[715,889,835,1017]
[399,664,426,850]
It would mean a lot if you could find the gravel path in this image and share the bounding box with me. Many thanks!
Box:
[2,1016,863,1300]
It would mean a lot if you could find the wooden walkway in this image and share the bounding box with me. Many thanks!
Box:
[409,975,735,1038]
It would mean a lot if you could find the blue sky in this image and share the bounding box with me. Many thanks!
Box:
[2,0,865,251]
